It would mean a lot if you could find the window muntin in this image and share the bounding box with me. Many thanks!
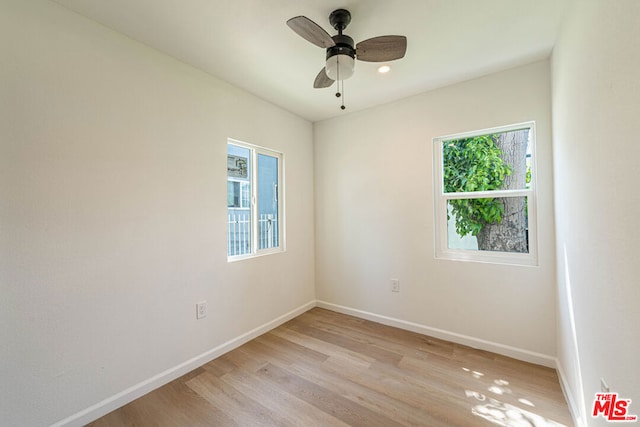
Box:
[433,122,537,266]
[227,140,283,260]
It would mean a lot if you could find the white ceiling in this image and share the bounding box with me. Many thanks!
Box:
[52,0,569,122]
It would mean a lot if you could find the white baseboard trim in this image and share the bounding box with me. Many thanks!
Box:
[316,300,557,369]
[52,300,317,427]
[555,359,586,427]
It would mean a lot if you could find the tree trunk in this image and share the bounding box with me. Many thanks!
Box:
[476,130,529,253]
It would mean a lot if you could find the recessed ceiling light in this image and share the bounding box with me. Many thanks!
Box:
[377,65,391,74]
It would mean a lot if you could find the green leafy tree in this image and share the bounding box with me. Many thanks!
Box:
[443,130,529,253]
[443,135,512,236]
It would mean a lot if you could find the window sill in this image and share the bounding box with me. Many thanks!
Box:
[227,247,285,263]
[435,249,538,267]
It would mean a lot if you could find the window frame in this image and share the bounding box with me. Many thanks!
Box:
[227,180,251,210]
[432,122,538,266]
[227,139,284,261]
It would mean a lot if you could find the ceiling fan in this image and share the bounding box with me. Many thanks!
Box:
[287,9,407,109]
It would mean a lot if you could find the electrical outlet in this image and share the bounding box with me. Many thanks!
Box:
[196,301,207,320]
[601,378,610,393]
[391,279,400,293]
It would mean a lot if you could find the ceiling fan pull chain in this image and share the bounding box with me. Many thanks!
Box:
[335,57,341,98]
[334,57,345,109]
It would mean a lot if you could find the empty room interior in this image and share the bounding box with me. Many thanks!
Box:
[2,0,639,426]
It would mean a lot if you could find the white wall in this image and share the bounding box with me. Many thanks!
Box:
[314,61,557,360]
[552,1,640,425]
[0,1,315,425]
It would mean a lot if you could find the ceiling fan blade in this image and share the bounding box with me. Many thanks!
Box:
[356,35,407,62]
[313,67,335,88]
[287,16,336,48]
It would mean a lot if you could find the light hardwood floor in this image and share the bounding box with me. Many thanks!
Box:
[88,308,573,426]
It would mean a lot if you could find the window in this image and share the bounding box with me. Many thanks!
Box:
[227,140,283,260]
[227,181,250,209]
[433,122,538,266]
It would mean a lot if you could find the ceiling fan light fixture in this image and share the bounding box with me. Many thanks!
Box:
[377,65,391,74]
[325,54,355,81]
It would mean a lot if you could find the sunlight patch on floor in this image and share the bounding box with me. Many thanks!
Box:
[469,397,566,427]
[462,367,566,427]
[462,367,486,379]
[518,398,535,407]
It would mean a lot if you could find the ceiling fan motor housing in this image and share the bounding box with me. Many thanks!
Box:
[326,34,355,61]
[325,34,355,81]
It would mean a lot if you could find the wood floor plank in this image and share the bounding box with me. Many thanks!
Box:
[87,373,235,427]
[257,331,331,365]
[286,319,405,366]
[288,318,402,364]
[89,308,574,426]
[292,312,435,362]
[320,355,496,427]
[270,326,375,368]
[218,365,350,427]
[186,370,284,426]
[285,359,451,427]
[202,354,237,378]
[301,309,456,359]
[256,362,406,427]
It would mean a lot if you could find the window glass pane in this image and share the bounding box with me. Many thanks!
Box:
[443,128,531,193]
[227,145,252,256]
[447,197,529,253]
[227,181,239,207]
[257,153,279,250]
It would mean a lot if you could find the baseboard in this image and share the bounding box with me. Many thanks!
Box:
[51,300,317,427]
[316,300,557,368]
[555,359,586,427]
